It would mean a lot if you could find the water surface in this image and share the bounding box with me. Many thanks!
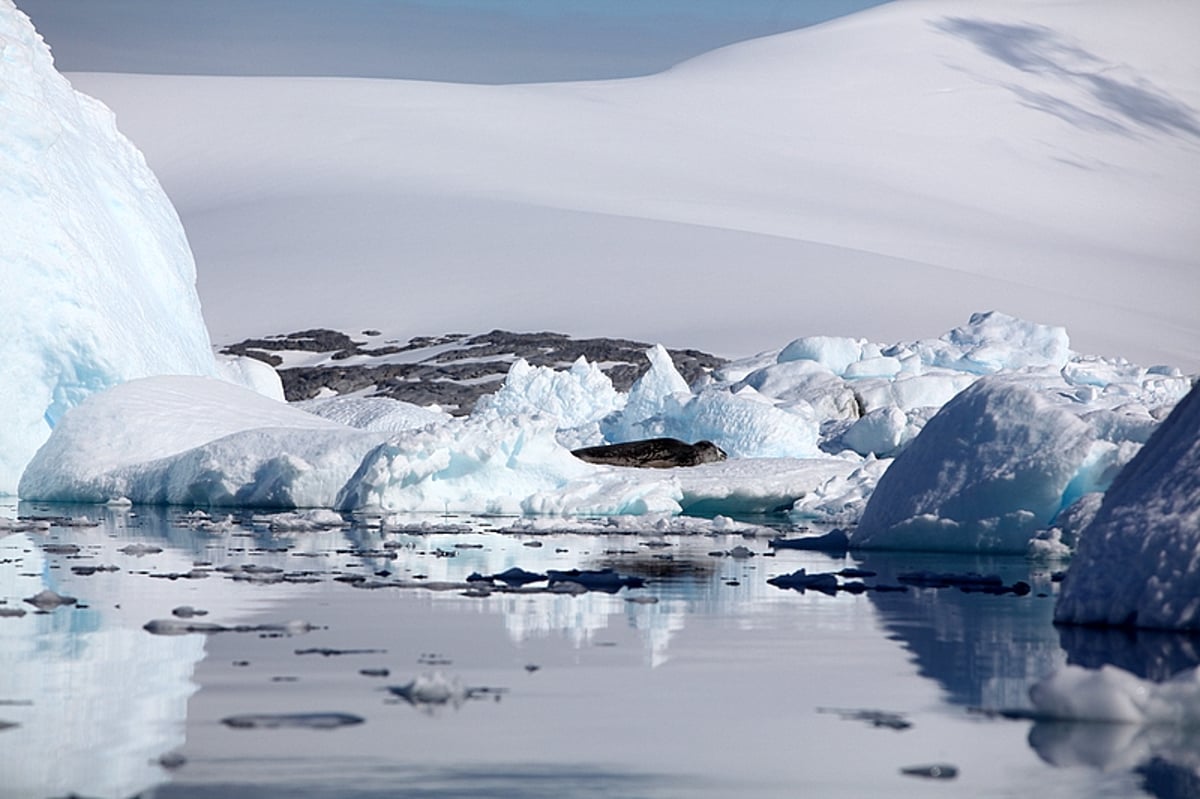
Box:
[1,503,1196,798]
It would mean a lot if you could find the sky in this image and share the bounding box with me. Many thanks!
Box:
[20,0,891,82]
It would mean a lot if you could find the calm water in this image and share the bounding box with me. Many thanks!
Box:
[1,503,1197,798]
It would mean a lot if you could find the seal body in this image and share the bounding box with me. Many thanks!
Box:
[571,438,727,468]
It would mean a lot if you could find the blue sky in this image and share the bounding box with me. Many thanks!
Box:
[21,0,891,82]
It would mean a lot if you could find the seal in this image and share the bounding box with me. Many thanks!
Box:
[571,437,727,468]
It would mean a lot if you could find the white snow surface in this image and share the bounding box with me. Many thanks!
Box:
[65,0,1200,372]
[1054,381,1200,631]
[295,395,451,433]
[0,0,217,495]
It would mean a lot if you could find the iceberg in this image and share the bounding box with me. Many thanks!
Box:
[0,1,217,494]
[851,378,1098,553]
[1054,382,1200,631]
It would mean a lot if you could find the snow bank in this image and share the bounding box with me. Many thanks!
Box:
[1054,382,1200,630]
[0,1,217,494]
[1029,664,1200,725]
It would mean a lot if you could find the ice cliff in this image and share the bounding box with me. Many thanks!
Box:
[0,0,217,494]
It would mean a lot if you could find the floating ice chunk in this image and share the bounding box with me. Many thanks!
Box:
[602,345,691,442]
[478,357,623,430]
[778,336,867,376]
[215,355,285,401]
[839,407,907,457]
[337,411,596,514]
[852,372,977,414]
[1054,382,1200,630]
[853,377,1094,552]
[735,362,858,422]
[265,508,348,531]
[843,356,902,380]
[1029,492,1105,559]
[662,388,821,459]
[23,590,77,610]
[910,311,1071,374]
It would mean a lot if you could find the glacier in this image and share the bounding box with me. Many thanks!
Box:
[0,0,217,495]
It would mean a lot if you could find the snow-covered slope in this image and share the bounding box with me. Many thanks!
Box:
[68,0,1200,370]
[0,1,217,495]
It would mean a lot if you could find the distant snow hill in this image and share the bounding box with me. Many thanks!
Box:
[70,0,1200,371]
[223,329,726,414]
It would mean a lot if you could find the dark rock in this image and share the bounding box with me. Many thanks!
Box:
[222,328,726,413]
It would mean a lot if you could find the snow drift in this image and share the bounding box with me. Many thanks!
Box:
[0,0,216,495]
[1054,381,1200,631]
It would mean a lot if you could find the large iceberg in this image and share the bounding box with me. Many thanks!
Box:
[0,0,217,494]
[1054,382,1200,631]
[847,358,1191,555]
[851,378,1095,553]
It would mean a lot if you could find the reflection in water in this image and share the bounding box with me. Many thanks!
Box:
[857,552,1064,710]
[2,503,1196,798]
[0,529,201,798]
[1058,624,1200,682]
[1029,722,1200,799]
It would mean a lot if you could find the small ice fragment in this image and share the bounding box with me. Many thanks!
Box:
[144,619,228,636]
[120,543,163,556]
[23,590,77,610]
